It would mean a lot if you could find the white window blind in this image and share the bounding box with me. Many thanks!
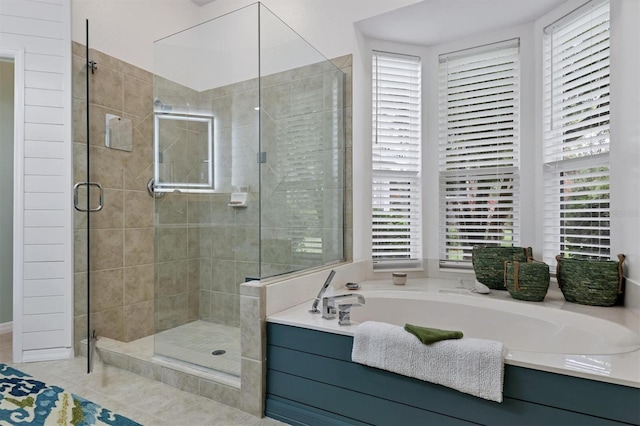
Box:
[438,39,521,266]
[543,0,610,266]
[372,51,422,265]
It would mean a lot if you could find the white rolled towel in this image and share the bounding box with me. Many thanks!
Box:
[352,321,505,402]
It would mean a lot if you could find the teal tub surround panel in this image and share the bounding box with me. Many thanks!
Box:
[266,323,640,425]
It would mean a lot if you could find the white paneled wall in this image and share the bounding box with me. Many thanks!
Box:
[0,0,73,362]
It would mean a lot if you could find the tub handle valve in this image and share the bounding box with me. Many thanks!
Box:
[338,303,362,326]
[322,293,365,321]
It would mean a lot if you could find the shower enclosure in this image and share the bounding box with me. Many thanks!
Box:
[151,3,345,376]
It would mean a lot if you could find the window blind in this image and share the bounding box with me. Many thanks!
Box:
[372,51,422,265]
[438,39,521,266]
[543,0,610,266]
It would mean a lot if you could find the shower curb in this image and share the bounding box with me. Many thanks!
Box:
[78,339,245,411]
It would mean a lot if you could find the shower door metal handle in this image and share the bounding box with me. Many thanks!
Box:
[73,182,104,212]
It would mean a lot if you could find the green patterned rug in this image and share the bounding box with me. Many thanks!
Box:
[0,363,140,425]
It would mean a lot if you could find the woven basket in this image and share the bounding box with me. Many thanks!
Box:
[504,260,550,302]
[556,254,625,307]
[472,246,532,290]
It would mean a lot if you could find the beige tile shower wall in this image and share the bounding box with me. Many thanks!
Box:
[196,56,353,330]
[196,78,261,328]
[259,54,353,273]
[144,76,203,333]
[72,42,158,349]
[73,47,353,351]
[154,74,258,332]
[154,196,203,332]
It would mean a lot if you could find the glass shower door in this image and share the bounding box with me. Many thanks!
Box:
[73,20,102,374]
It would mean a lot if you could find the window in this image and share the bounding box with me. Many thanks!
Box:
[543,0,610,266]
[371,51,422,267]
[438,39,521,266]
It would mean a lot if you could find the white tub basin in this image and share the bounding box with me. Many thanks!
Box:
[349,290,640,355]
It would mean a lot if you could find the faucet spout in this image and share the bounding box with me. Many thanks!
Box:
[321,293,365,320]
[309,270,336,314]
[326,293,365,305]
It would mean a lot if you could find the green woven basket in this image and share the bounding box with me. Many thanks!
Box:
[472,246,532,290]
[504,260,550,302]
[556,254,625,307]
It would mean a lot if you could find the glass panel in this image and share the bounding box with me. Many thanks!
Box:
[259,4,345,278]
[72,20,97,374]
[152,4,259,377]
[151,3,344,377]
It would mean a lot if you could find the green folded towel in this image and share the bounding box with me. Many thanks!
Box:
[404,323,463,345]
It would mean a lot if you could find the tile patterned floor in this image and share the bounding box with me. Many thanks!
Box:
[0,332,282,426]
[155,321,241,376]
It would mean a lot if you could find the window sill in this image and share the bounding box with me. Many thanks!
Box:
[438,266,476,274]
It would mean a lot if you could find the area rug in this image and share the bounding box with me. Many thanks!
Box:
[0,363,140,425]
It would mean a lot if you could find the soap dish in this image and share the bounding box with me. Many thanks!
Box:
[228,192,248,207]
[346,282,361,290]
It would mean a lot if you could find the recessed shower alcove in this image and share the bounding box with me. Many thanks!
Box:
[73,1,349,414]
[151,1,346,375]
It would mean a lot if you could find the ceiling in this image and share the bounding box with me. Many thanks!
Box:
[355,0,568,46]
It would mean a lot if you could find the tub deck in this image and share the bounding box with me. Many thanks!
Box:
[267,278,640,388]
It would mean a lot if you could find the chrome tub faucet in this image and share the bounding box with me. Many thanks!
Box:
[322,293,365,325]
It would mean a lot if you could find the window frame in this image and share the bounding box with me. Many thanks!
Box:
[542,0,611,267]
[371,50,423,269]
[437,39,522,267]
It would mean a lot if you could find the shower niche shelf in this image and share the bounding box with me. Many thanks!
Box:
[228,192,248,207]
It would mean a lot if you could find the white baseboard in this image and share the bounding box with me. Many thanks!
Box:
[0,322,12,335]
[20,347,73,363]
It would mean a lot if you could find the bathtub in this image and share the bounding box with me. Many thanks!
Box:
[349,289,640,356]
[266,278,640,425]
[268,278,640,376]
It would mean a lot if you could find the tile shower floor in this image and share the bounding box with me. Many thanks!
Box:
[0,332,281,426]
[155,321,240,376]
